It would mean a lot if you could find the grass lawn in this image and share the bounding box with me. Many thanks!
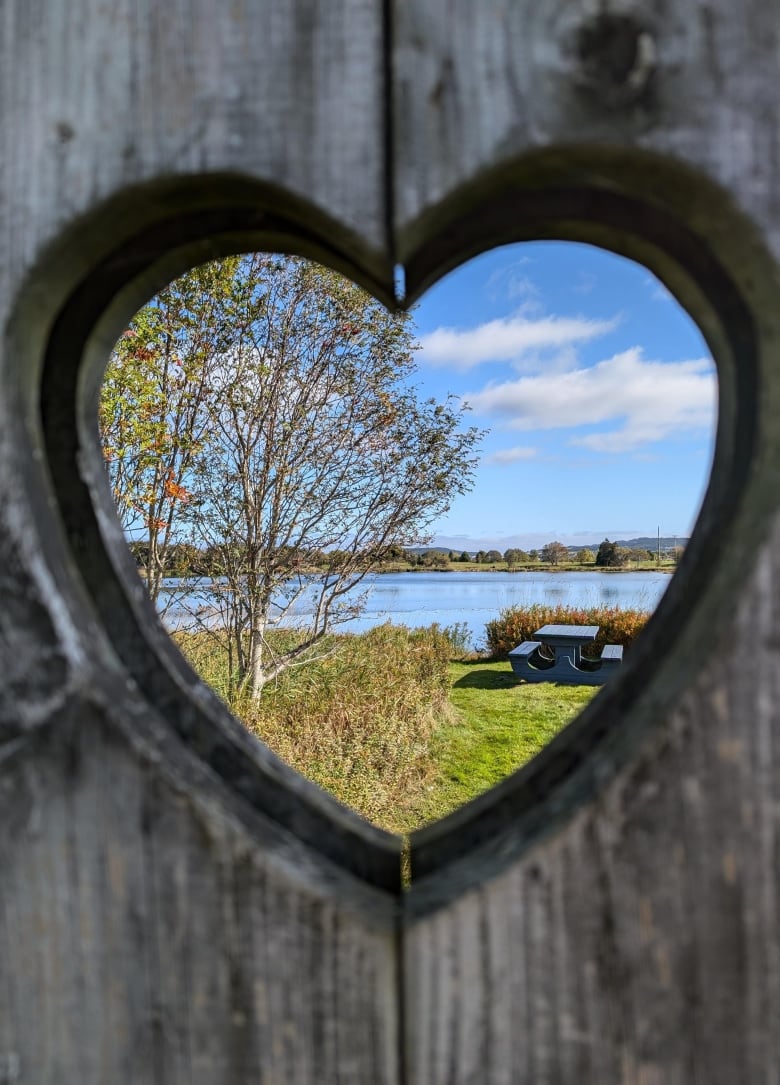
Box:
[411,660,598,826]
[175,628,600,833]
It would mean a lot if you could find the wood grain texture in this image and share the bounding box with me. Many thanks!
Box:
[394,3,780,1082]
[0,3,400,1082]
[392,0,780,271]
[404,535,780,1082]
[0,678,399,1084]
[0,0,390,309]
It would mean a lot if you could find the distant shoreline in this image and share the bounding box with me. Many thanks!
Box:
[142,563,677,581]
[376,564,676,576]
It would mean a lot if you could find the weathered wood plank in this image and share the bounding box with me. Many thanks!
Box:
[403,525,780,1083]
[395,5,780,1081]
[0,0,391,311]
[392,0,780,282]
[0,0,395,794]
[0,9,404,1079]
[0,684,399,1084]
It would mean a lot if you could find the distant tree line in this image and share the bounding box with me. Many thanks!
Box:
[594,539,678,567]
[136,538,682,580]
[135,542,557,575]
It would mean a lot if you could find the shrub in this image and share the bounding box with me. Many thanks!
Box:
[485,603,649,659]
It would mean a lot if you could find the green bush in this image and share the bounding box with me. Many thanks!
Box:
[485,603,649,659]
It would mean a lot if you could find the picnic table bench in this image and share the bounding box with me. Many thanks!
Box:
[508,624,624,685]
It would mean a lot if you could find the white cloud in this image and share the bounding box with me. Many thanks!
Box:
[509,344,581,376]
[418,314,618,371]
[465,348,716,453]
[485,446,538,465]
[485,259,535,304]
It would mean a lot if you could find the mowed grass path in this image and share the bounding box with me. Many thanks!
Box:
[412,661,598,826]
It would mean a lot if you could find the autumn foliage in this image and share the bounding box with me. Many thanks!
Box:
[485,603,650,659]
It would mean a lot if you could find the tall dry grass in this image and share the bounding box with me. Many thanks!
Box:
[173,623,458,832]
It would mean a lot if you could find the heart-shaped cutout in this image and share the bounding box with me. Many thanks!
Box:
[98,238,715,838]
[31,172,759,896]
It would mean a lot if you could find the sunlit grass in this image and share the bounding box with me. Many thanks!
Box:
[173,628,599,834]
[409,662,597,826]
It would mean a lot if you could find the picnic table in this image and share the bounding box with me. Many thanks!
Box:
[508,624,624,686]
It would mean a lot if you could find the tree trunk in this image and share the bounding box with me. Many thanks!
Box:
[249,632,266,700]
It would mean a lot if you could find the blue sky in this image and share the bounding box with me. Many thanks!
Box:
[406,242,716,551]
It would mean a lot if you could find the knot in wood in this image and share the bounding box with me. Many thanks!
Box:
[573,12,656,108]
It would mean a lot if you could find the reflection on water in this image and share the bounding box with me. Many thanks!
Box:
[160,570,670,650]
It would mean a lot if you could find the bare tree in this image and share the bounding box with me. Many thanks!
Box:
[103,254,482,698]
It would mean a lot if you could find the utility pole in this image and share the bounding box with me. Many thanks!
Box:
[657,525,661,566]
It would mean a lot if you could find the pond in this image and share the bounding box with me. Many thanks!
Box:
[160,569,671,650]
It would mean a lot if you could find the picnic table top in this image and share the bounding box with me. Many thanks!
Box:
[534,624,599,642]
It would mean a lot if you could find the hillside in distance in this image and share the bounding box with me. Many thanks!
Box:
[588,537,689,552]
[429,535,690,555]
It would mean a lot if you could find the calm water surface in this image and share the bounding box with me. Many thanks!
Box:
[163,570,670,649]
[337,570,668,647]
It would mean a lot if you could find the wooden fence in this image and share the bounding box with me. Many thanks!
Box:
[1,2,779,1081]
